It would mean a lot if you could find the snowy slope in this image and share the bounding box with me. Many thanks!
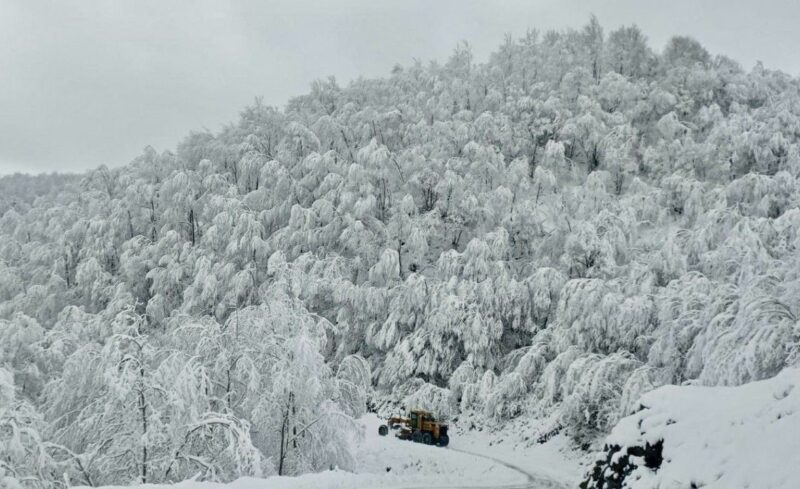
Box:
[584,368,800,489]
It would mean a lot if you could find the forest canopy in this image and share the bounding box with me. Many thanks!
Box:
[2,16,800,488]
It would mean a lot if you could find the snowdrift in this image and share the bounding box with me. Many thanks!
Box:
[582,368,800,489]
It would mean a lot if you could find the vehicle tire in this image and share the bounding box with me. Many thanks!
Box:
[378,425,389,436]
[411,431,423,443]
[438,434,449,447]
[422,432,433,445]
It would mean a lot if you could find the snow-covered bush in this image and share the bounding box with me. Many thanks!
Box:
[551,353,641,446]
[0,368,66,489]
[401,380,455,421]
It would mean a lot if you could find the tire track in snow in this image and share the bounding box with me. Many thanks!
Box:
[386,446,568,489]
[447,447,568,489]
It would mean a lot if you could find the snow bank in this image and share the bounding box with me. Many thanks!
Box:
[583,368,800,489]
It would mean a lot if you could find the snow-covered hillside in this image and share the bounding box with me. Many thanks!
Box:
[582,368,800,489]
[2,16,800,488]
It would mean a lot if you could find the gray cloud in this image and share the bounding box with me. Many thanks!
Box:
[2,0,799,175]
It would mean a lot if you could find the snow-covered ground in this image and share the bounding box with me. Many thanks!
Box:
[451,416,585,487]
[343,414,528,488]
[598,367,800,489]
[82,414,583,489]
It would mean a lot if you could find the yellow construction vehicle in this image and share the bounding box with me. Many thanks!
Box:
[378,409,449,447]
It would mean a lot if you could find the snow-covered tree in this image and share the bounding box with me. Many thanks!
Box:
[2,16,800,473]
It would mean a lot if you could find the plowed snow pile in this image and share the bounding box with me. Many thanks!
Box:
[604,367,800,489]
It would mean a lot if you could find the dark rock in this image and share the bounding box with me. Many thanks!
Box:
[579,440,664,489]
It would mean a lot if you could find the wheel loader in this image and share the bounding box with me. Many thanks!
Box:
[378,409,449,447]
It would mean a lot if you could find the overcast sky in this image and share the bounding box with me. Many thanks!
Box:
[2,0,799,175]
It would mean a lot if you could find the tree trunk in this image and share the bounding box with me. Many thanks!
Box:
[278,392,294,476]
[528,144,539,178]
[278,411,287,475]
[139,366,148,483]
[150,200,157,242]
[188,208,196,246]
[64,251,71,288]
[127,210,135,239]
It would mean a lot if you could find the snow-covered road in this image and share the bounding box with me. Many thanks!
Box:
[82,415,578,489]
[447,447,567,489]
[319,414,575,489]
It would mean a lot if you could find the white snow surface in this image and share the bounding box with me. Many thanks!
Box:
[606,367,800,489]
[451,415,585,487]
[81,414,580,489]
